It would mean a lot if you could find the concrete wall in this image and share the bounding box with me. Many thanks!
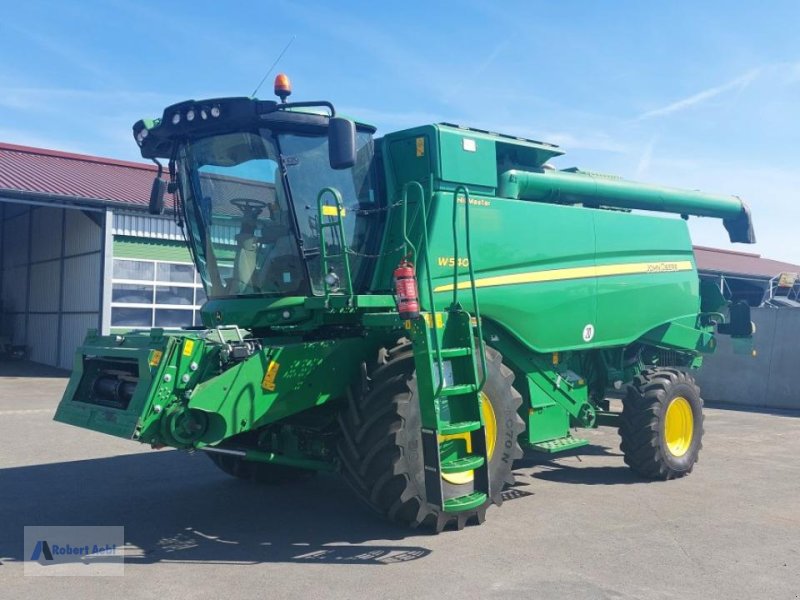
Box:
[695,307,799,410]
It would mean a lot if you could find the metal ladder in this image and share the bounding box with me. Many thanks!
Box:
[401,182,490,513]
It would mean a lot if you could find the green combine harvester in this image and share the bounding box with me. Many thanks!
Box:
[55,75,755,532]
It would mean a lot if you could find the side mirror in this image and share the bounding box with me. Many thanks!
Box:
[149,177,166,215]
[328,117,356,170]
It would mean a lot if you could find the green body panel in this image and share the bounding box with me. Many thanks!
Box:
[437,128,498,189]
[425,193,595,351]
[405,192,701,354]
[593,208,698,347]
[201,295,396,329]
[480,320,594,446]
[202,296,311,328]
[527,403,570,445]
[186,337,368,444]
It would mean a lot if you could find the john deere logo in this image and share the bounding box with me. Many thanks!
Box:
[30,540,54,562]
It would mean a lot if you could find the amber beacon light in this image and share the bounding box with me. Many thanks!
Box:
[274,73,292,102]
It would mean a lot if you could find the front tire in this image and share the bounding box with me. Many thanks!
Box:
[337,341,525,532]
[619,368,704,479]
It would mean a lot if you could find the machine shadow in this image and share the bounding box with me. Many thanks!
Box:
[0,450,432,566]
[515,443,622,467]
[531,465,644,486]
[514,445,645,486]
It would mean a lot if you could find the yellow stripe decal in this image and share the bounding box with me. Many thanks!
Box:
[433,260,693,293]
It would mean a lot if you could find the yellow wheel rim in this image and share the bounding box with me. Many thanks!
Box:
[664,396,694,457]
[440,392,497,485]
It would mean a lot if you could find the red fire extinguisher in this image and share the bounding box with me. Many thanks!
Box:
[394,259,420,321]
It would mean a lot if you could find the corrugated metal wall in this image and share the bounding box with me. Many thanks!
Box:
[0,201,104,369]
[112,211,238,248]
[113,211,184,240]
[1,202,31,346]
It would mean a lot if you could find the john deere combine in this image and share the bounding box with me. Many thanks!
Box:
[55,75,755,531]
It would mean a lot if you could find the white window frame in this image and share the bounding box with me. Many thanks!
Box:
[110,257,205,329]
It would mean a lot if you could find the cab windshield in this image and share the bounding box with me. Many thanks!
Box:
[177,127,379,299]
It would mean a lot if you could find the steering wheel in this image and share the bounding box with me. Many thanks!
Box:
[230,198,268,215]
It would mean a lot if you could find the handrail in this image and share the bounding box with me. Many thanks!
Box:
[400,185,418,264]
[401,182,446,399]
[452,186,487,392]
[316,186,353,299]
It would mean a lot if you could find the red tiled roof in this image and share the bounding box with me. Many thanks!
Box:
[694,245,800,280]
[0,141,157,208]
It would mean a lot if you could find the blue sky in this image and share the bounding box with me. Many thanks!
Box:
[1,0,798,262]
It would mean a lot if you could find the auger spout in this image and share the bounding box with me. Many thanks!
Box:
[498,168,755,243]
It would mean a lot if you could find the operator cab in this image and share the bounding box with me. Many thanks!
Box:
[135,75,383,301]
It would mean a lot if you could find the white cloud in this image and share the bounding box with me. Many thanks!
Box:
[636,137,657,178]
[637,68,762,120]
[442,39,512,103]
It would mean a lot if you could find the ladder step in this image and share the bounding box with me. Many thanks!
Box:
[440,383,477,397]
[440,454,485,474]
[529,436,589,454]
[443,491,488,513]
[439,347,472,358]
[438,421,481,435]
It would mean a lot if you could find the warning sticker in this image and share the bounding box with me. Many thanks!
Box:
[149,350,163,367]
[262,361,280,391]
[423,312,445,329]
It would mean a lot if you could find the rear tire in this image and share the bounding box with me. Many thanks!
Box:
[206,452,316,484]
[619,368,704,479]
[337,341,525,532]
